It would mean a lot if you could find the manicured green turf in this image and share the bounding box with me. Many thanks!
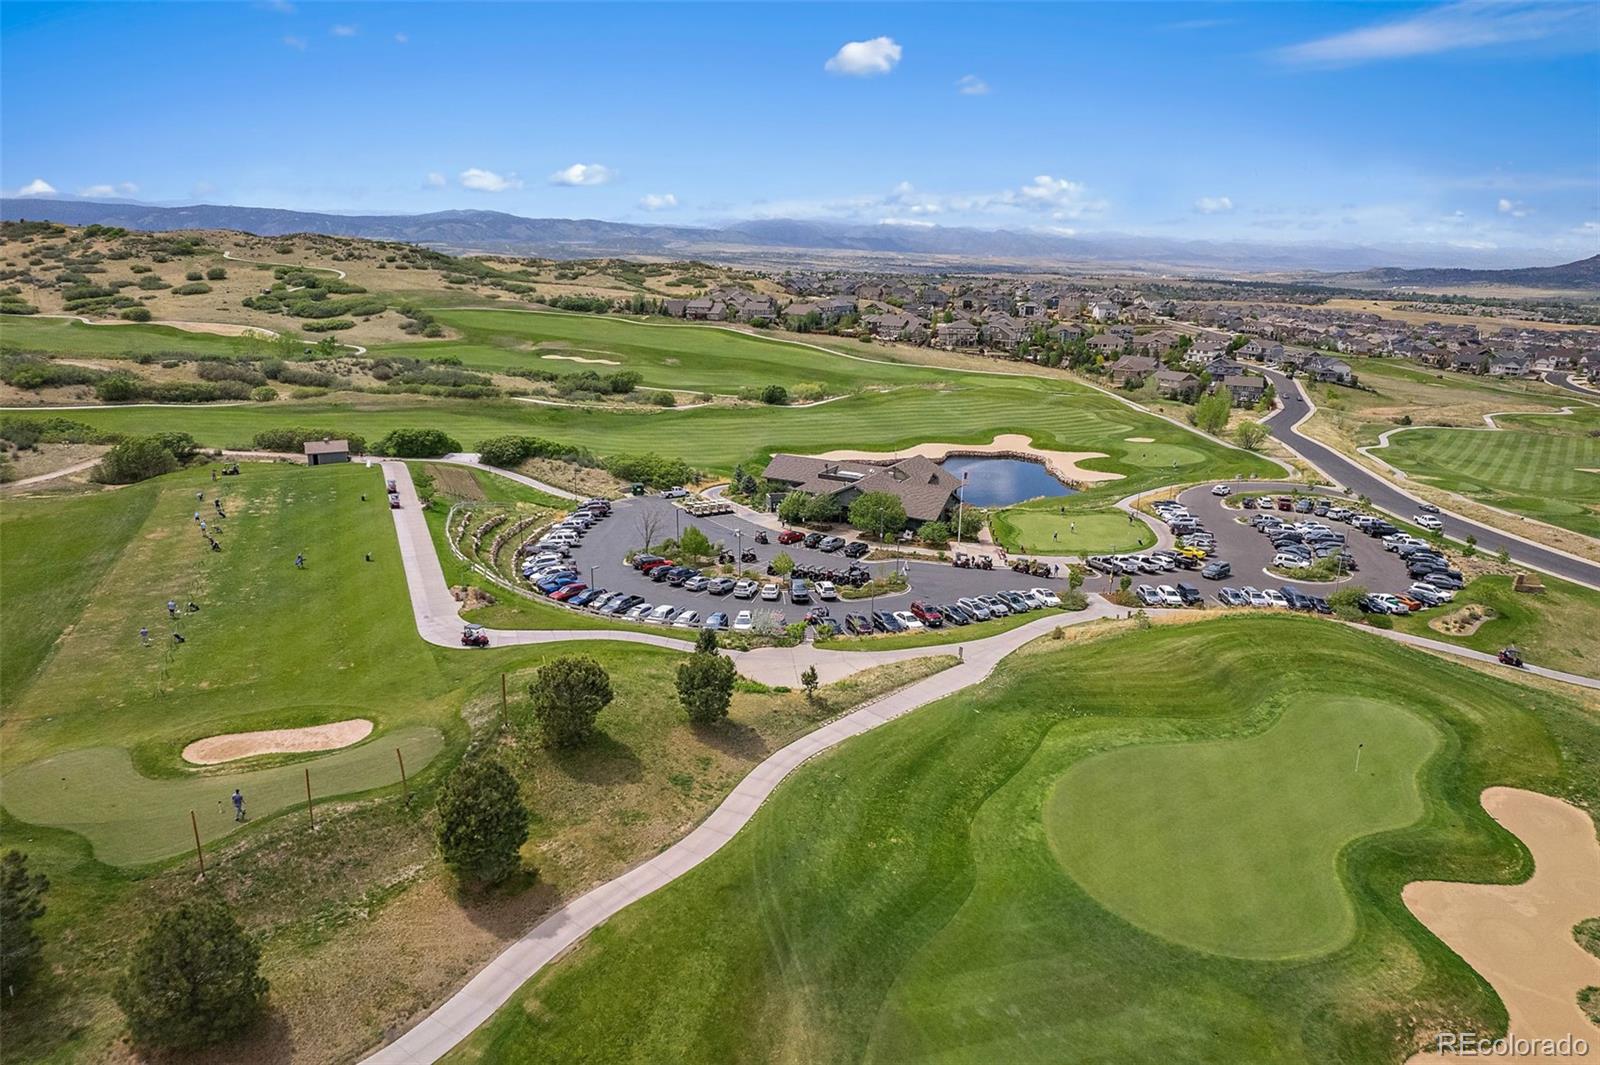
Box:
[0,315,248,358]
[1377,407,1600,537]
[1049,695,1438,958]
[3,727,443,866]
[373,308,938,393]
[1390,573,1600,677]
[990,507,1156,554]
[446,617,1597,1065]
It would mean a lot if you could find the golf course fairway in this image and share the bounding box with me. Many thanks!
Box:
[1046,695,1439,958]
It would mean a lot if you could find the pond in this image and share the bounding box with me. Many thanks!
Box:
[941,456,1077,508]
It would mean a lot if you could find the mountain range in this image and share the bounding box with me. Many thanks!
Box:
[3,197,1594,284]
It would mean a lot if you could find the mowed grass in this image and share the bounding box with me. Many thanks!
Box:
[1391,572,1600,677]
[1048,695,1437,958]
[0,314,248,358]
[991,507,1156,554]
[445,617,1598,1065]
[373,308,940,393]
[1376,406,1600,537]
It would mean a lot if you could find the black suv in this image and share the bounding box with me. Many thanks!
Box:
[843,541,870,559]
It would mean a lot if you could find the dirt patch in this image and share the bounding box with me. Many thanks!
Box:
[1124,436,1156,443]
[182,719,374,764]
[541,353,620,366]
[815,433,1123,486]
[518,456,627,498]
[1429,604,1499,637]
[424,463,485,501]
[1404,788,1600,1063]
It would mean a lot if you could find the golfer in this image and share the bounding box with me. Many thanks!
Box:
[167,599,178,618]
[231,789,245,822]
[294,552,305,569]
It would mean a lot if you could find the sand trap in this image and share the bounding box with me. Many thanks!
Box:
[1125,436,1156,443]
[182,719,374,764]
[541,354,620,366]
[1404,788,1600,1063]
[815,433,1123,486]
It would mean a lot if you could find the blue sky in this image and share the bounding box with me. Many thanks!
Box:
[3,1,1597,258]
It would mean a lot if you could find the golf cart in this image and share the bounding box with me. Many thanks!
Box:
[461,624,490,648]
[1496,646,1525,668]
[221,463,241,476]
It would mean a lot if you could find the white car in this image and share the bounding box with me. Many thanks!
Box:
[1244,587,1270,608]
[1030,587,1062,607]
[892,610,923,630]
[662,486,689,499]
[1211,484,1232,496]
[1369,593,1410,616]
[1262,589,1290,609]
[1409,581,1454,603]
[671,609,701,628]
[760,583,781,601]
[624,603,654,622]
[816,580,838,600]
[1415,514,1444,531]
[1156,585,1183,607]
[646,603,677,625]
[733,579,758,599]
[684,575,710,592]
[978,595,1010,616]
[732,610,754,631]
[1273,553,1311,570]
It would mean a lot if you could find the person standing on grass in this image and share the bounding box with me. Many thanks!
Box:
[295,552,305,569]
[167,599,178,618]
[139,626,150,646]
[194,510,201,523]
[231,789,245,822]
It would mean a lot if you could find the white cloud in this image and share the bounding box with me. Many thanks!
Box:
[955,74,990,95]
[549,163,616,187]
[878,217,935,227]
[330,24,357,37]
[459,168,523,192]
[282,35,307,50]
[79,182,138,198]
[1575,221,1600,233]
[638,193,678,211]
[1277,1,1594,68]
[1194,195,1235,214]
[824,36,902,76]
[14,178,57,198]
[424,172,447,189]
[1001,175,1105,219]
[394,32,408,44]
[1497,197,1531,218]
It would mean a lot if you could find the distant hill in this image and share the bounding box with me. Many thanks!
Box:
[1,197,1584,278]
[1321,255,1600,292]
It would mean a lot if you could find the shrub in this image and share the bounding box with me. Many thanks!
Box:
[206,266,227,280]
[0,850,49,998]
[250,385,278,402]
[120,306,152,322]
[185,269,203,281]
[115,890,268,1049]
[136,275,169,290]
[676,648,736,724]
[249,427,367,455]
[649,390,676,407]
[172,282,212,296]
[527,655,614,747]
[372,427,461,458]
[918,520,952,545]
[760,384,789,405]
[197,362,267,386]
[436,757,529,886]
[602,452,695,489]
[94,373,143,402]
[777,490,812,525]
[302,318,355,332]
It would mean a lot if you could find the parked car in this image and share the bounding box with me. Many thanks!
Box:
[1218,587,1247,606]
[1156,585,1183,607]
[733,579,758,599]
[777,530,805,545]
[1415,514,1444,531]
[802,532,824,549]
[789,579,811,603]
[843,541,870,559]
[732,610,754,631]
[624,603,654,622]
[684,575,710,593]
[760,583,781,601]
[703,612,729,631]
[872,611,903,633]
[845,613,873,635]
[646,603,677,624]
[662,486,689,499]
[550,582,588,602]
[671,609,701,628]
[818,536,846,553]
[1262,589,1290,609]
[938,604,970,625]
[815,616,843,637]
[1135,584,1160,606]
[1176,583,1203,606]
[1201,561,1231,580]
[910,601,944,626]
[957,597,991,620]
[707,577,735,596]
[978,594,1009,616]
[816,580,838,600]
[1030,587,1062,607]
[892,610,923,630]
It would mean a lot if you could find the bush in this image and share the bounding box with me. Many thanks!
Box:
[649,390,676,407]
[302,318,355,332]
[436,757,529,886]
[115,890,267,1049]
[372,427,461,458]
[0,850,49,998]
[185,269,203,282]
[94,436,181,483]
[120,306,152,322]
[602,452,695,489]
[249,427,367,455]
[172,282,212,296]
[777,490,812,525]
[918,520,952,545]
[250,385,278,402]
[198,361,267,386]
[760,384,789,405]
[676,648,736,724]
[136,275,169,290]
[206,266,227,280]
[527,655,614,747]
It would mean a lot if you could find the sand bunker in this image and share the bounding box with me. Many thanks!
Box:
[1124,436,1155,443]
[183,719,374,764]
[815,433,1123,486]
[1404,788,1600,1063]
[541,353,620,365]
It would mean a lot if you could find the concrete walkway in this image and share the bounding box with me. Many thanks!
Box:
[0,456,102,489]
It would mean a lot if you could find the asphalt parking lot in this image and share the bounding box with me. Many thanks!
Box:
[1174,483,1412,596]
[532,495,1068,623]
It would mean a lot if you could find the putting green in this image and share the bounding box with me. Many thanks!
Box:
[1045,696,1438,959]
[992,508,1155,554]
[2,725,443,867]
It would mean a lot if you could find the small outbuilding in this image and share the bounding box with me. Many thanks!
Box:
[304,439,351,466]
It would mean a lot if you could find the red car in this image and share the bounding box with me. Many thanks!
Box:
[909,600,944,627]
[550,583,588,602]
[777,530,805,545]
[639,557,674,573]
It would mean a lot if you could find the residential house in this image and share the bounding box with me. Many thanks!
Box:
[1088,333,1128,358]
[1303,355,1355,385]
[1088,300,1120,322]
[1450,349,1491,374]
[1488,353,1531,377]
[863,311,930,344]
[1109,354,1160,385]
[1153,370,1201,400]
[1219,374,1267,407]
[935,320,980,349]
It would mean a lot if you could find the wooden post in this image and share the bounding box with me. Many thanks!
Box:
[500,672,509,730]
[191,810,205,877]
[396,748,410,804]
[304,767,315,828]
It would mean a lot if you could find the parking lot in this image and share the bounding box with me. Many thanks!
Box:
[518,494,1071,633]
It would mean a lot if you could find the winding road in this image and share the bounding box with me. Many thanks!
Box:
[359,458,1598,1065]
[1546,370,1600,400]
[1261,369,1600,590]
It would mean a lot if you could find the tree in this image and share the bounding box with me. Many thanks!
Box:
[848,491,907,539]
[777,490,812,525]
[1328,584,1370,621]
[770,551,795,576]
[1,850,48,997]
[695,628,719,654]
[373,428,461,457]
[116,890,268,1049]
[1234,421,1269,451]
[678,525,714,560]
[918,520,952,545]
[676,647,736,724]
[636,510,663,553]
[760,384,789,405]
[1067,564,1086,591]
[802,492,844,524]
[95,435,180,484]
[1191,390,1232,434]
[436,757,528,885]
[800,665,819,701]
[527,655,614,747]
[312,336,339,360]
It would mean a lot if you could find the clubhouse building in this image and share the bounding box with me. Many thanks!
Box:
[761,453,962,527]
